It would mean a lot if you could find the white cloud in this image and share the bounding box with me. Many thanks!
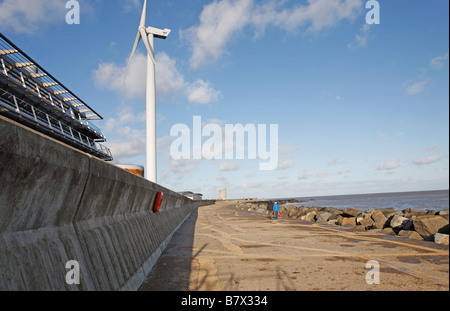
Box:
[377,161,400,170]
[0,0,66,34]
[93,51,147,99]
[186,79,221,105]
[316,171,329,178]
[412,156,442,166]
[182,0,253,68]
[93,51,186,100]
[216,161,240,171]
[298,171,311,180]
[160,159,200,181]
[404,79,429,95]
[328,158,347,166]
[430,52,449,70]
[93,52,220,105]
[427,145,440,152]
[156,52,186,98]
[348,23,371,49]
[104,126,146,162]
[279,144,299,156]
[183,0,362,68]
[277,158,294,170]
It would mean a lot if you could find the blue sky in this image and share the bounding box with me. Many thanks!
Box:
[1,0,448,199]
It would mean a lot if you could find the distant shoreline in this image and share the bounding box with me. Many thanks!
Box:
[273,189,449,202]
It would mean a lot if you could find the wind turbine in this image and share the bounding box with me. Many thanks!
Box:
[125,0,171,183]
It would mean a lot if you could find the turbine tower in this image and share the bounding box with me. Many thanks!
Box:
[125,0,171,183]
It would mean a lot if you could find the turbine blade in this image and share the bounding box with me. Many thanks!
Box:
[124,30,142,85]
[139,27,156,66]
[140,0,148,27]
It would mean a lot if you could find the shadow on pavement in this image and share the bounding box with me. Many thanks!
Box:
[139,207,199,291]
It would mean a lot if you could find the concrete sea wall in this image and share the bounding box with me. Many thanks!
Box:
[0,116,196,291]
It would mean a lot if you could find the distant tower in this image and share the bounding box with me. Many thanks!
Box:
[219,189,227,201]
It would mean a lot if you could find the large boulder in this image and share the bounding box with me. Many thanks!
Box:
[382,227,396,235]
[390,215,413,230]
[413,216,449,239]
[337,216,356,227]
[377,207,396,217]
[288,208,299,218]
[304,211,317,222]
[316,212,332,223]
[371,211,388,229]
[398,230,423,241]
[342,207,361,218]
[434,233,449,245]
[358,217,374,229]
[356,211,374,224]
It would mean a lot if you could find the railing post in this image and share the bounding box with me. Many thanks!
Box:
[36,84,41,98]
[46,114,52,129]
[31,105,37,121]
[58,121,64,134]
[1,59,7,76]
[19,72,26,88]
[13,95,20,112]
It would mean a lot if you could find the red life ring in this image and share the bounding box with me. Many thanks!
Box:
[153,192,164,213]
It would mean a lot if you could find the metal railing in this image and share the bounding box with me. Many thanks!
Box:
[0,59,106,141]
[0,87,113,161]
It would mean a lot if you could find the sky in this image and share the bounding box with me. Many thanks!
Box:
[1,0,448,199]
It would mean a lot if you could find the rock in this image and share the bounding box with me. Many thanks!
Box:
[316,212,332,223]
[371,211,388,229]
[255,208,267,214]
[356,211,373,224]
[328,212,341,221]
[377,207,396,217]
[434,233,449,245]
[390,215,413,230]
[404,210,427,218]
[337,216,356,227]
[439,224,449,234]
[398,230,423,241]
[358,217,374,229]
[343,207,361,218]
[327,219,338,226]
[354,225,367,232]
[382,227,396,236]
[288,209,299,218]
[304,211,317,222]
[438,210,449,216]
[413,215,449,239]
[368,229,383,233]
[385,210,404,219]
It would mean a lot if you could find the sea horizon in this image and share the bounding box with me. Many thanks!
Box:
[272,189,449,212]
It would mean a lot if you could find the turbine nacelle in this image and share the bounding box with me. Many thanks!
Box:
[147,27,171,40]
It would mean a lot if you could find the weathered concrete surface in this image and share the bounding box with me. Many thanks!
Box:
[140,201,449,291]
[0,116,196,291]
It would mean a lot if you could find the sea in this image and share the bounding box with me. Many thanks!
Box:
[285,190,449,212]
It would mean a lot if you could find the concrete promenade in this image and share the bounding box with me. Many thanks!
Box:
[140,200,449,291]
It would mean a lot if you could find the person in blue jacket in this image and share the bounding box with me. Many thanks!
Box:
[273,202,280,219]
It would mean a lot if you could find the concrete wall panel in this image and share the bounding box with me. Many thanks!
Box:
[0,116,196,291]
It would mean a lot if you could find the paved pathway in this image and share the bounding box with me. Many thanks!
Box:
[140,201,449,291]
